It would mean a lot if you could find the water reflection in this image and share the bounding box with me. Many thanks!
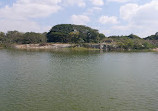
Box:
[0,49,158,111]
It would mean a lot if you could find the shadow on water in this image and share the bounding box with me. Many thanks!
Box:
[2,48,156,56]
[3,48,104,56]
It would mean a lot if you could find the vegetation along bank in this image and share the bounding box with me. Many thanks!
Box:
[0,24,158,51]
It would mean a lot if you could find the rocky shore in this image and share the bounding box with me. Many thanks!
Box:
[13,43,156,51]
[14,43,75,49]
[14,43,120,51]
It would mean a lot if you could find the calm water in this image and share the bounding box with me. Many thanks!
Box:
[0,49,158,111]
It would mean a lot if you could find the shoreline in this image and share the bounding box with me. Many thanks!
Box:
[12,43,155,52]
[152,48,158,51]
[13,43,75,49]
[13,43,104,50]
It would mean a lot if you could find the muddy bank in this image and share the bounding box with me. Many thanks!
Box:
[14,43,75,49]
[13,43,153,51]
[153,48,158,51]
[13,43,126,51]
[14,43,119,51]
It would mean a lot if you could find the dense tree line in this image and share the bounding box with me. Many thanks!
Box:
[108,34,155,50]
[0,24,158,50]
[0,31,47,47]
[143,32,158,47]
[47,24,105,43]
[144,32,158,40]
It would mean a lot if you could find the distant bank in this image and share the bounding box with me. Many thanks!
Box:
[1,24,158,51]
[12,43,156,52]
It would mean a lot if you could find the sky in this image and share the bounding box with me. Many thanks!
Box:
[0,0,157,37]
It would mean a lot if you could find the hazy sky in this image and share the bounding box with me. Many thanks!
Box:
[0,0,157,37]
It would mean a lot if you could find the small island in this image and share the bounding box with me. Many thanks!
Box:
[0,24,158,51]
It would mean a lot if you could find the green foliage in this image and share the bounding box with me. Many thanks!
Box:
[109,34,155,50]
[109,34,141,40]
[142,42,154,49]
[0,31,47,46]
[145,32,158,40]
[22,32,47,44]
[69,31,83,43]
[6,31,24,43]
[47,24,103,43]
[47,32,69,43]
[0,24,157,51]
[128,34,141,39]
[99,33,106,40]
[0,32,5,43]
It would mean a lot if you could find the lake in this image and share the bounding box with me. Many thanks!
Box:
[0,49,158,111]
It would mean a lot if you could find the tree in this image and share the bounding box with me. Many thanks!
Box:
[145,32,158,40]
[128,34,141,39]
[69,31,81,43]
[47,24,102,43]
[22,32,47,44]
[99,33,106,40]
[6,31,24,43]
[0,32,5,43]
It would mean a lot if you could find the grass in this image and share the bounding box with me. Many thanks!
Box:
[68,47,100,51]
